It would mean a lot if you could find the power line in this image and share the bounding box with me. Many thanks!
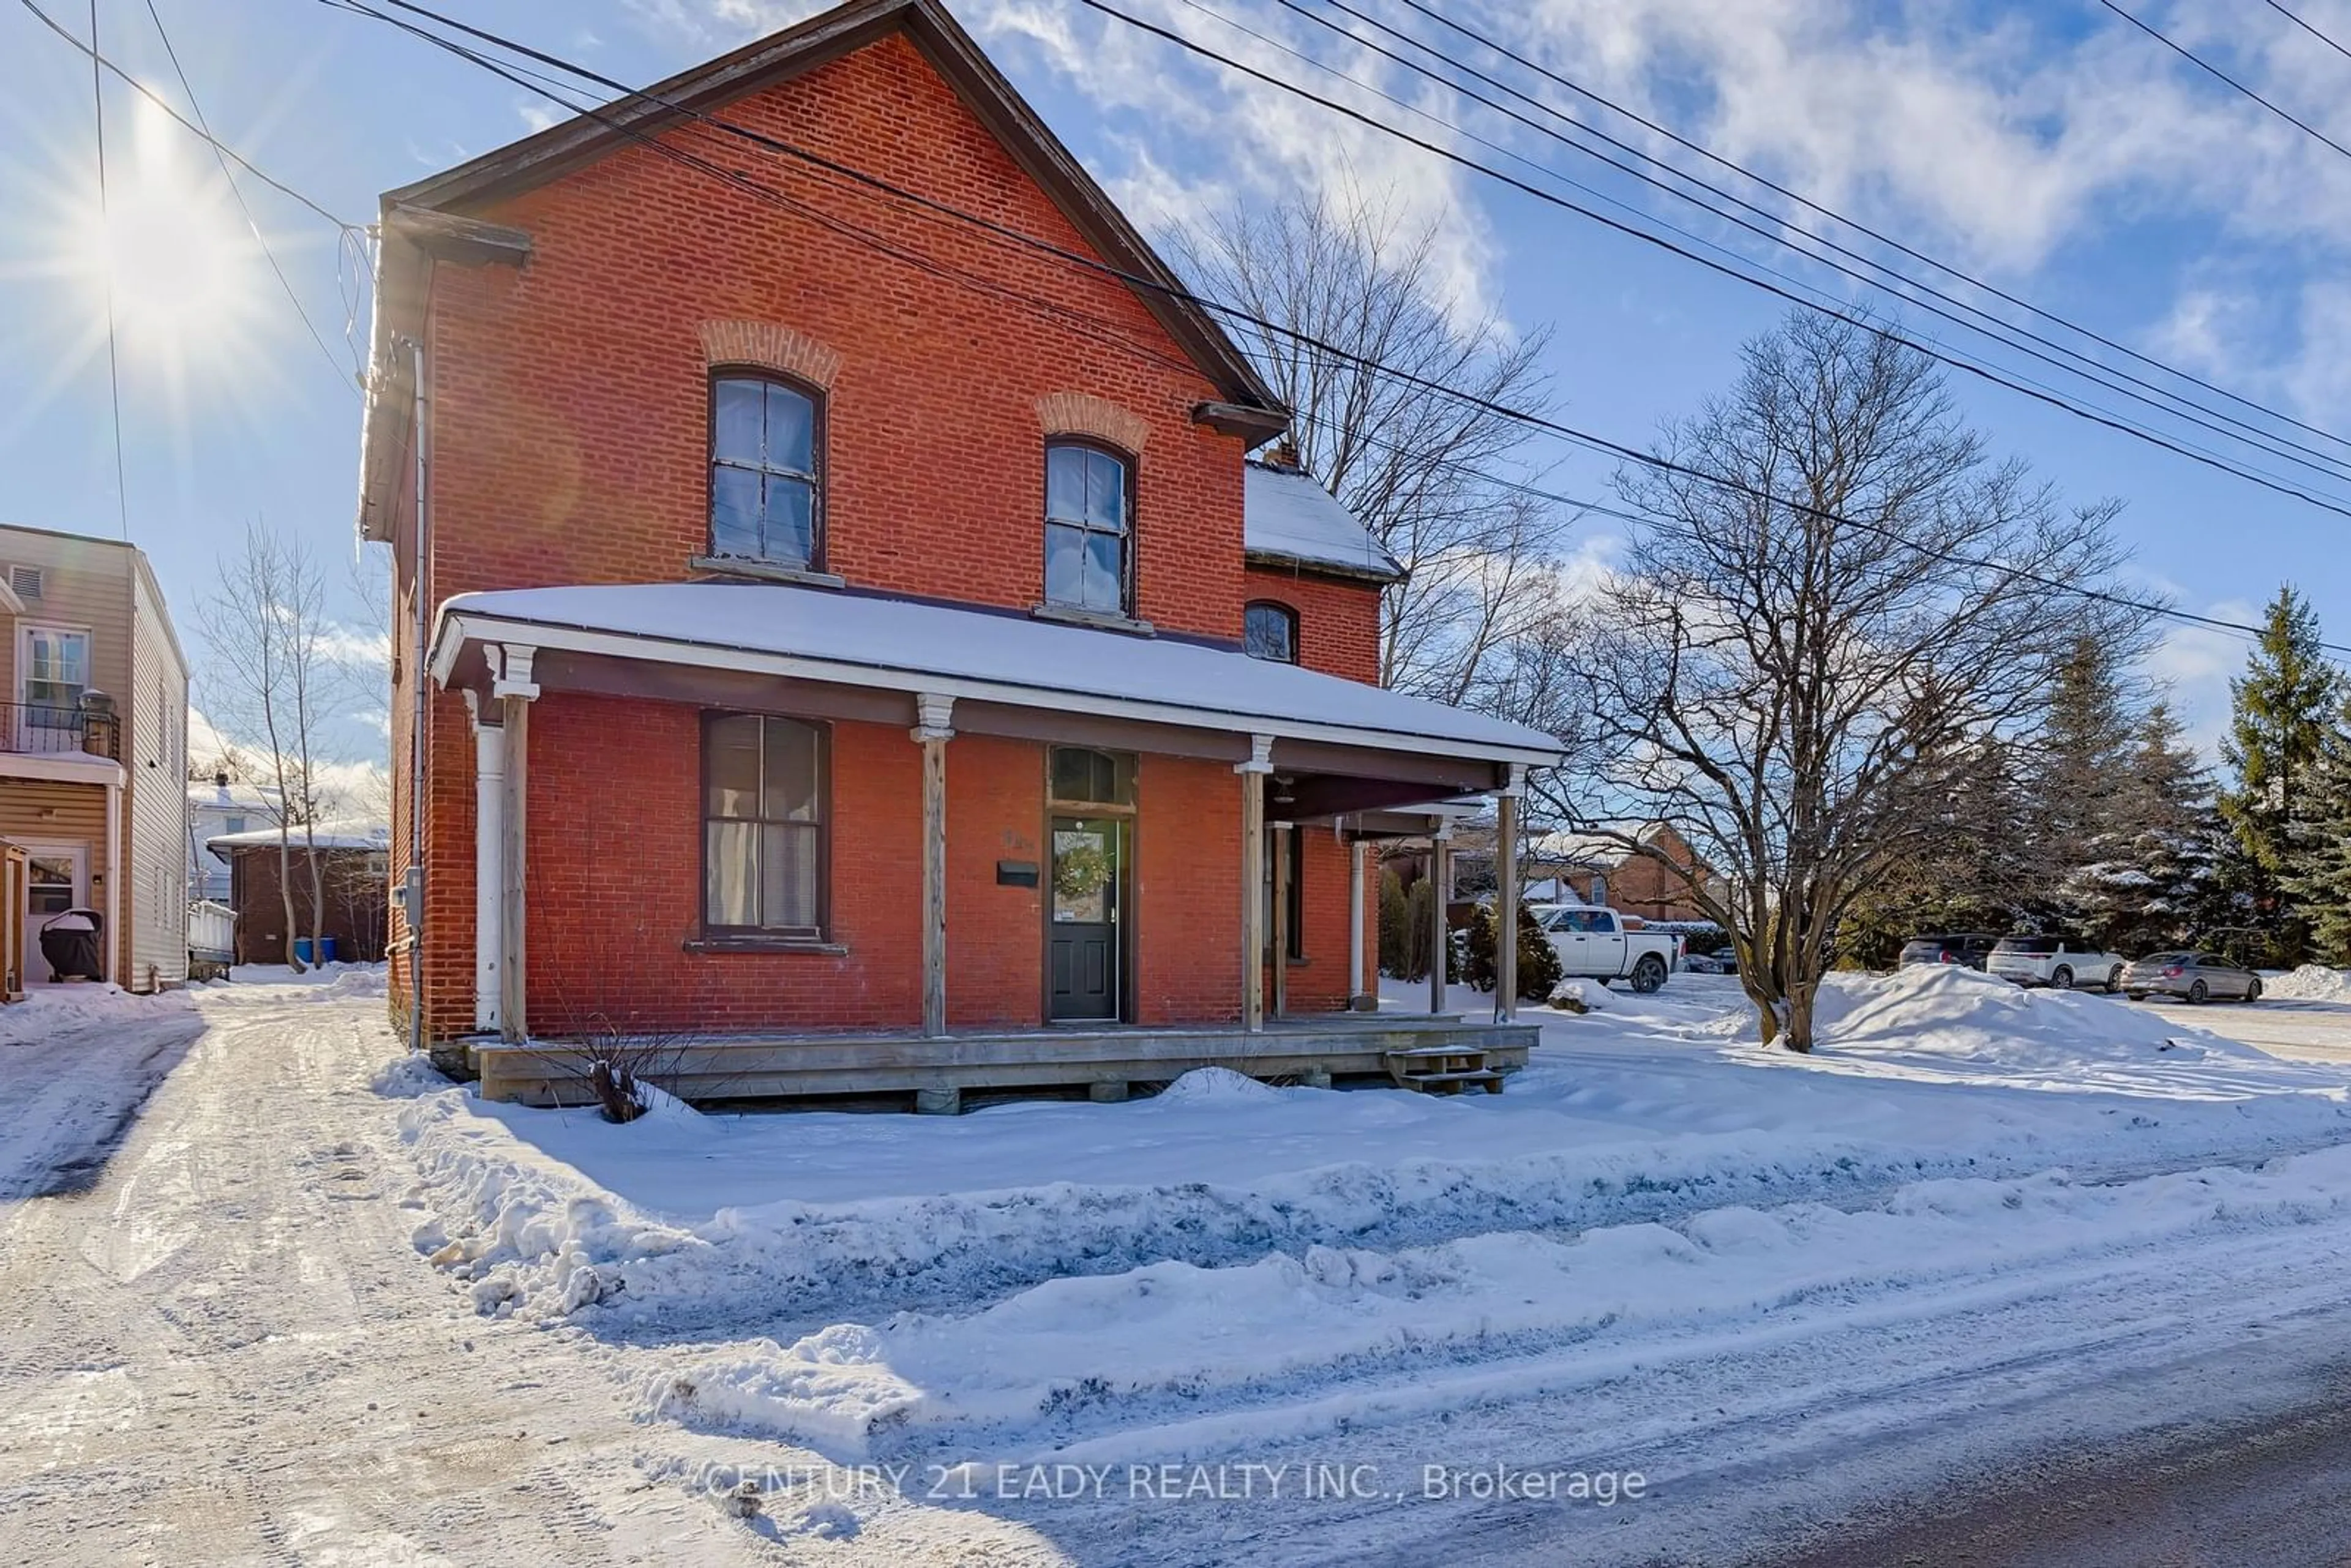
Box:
[1381,0,2351,463]
[1073,0,2351,519]
[321,0,2351,656]
[88,0,129,541]
[2098,0,2351,165]
[138,0,357,389]
[2263,0,2351,66]
[18,0,361,231]
[1255,0,2351,487]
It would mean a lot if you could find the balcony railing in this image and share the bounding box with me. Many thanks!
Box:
[0,703,121,760]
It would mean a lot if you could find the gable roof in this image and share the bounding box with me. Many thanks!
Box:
[358,0,1286,542]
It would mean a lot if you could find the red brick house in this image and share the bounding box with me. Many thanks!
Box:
[357,0,1560,1107]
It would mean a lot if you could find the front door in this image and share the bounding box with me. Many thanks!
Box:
[1049,816,1121,1021]
[22,847,84,986]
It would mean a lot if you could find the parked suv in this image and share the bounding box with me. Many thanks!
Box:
[1985,935,2126,992]
[1897,933,1998,970]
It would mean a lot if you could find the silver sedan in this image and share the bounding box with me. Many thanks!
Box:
[2120,951,2262,1003]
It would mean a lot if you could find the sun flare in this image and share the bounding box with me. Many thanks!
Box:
[76,92,269,367]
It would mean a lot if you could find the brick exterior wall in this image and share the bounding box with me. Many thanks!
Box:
[389,26,1395,1041]
[1242,564,1384,686]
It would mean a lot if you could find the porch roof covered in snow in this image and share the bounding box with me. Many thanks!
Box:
[428,582,1562,805]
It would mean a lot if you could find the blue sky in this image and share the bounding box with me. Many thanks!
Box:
[7,0,2351,763]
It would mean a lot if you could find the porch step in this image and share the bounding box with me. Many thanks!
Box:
[1384,1047,1506,1095]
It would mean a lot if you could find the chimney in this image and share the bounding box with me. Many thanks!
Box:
[214,770,229,789]
[1267,436,1302,472]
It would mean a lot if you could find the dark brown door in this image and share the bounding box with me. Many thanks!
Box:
[1049,816,1120,1021]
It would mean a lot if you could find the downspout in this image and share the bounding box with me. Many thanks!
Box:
[104,775,122,987]
[403,332,430,1057]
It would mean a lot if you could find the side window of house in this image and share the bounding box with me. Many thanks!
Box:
[1043,441,1132,615]
[702,713,827,938]
[1243,600,1299,663]
[710,373,823,569]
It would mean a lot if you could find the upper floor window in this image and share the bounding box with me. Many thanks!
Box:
[1044,441,1131,615]
[1243,600,1299,663]
[20,625,88,726]
[710,374,822,569]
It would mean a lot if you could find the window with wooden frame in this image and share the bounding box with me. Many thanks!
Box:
[1043,441,1133,615]
[1243,600,1299,663]
[710,373,823,569]
[702,713,828,939]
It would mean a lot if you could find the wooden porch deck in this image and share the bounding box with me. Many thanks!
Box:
[473,1013,1538,1112]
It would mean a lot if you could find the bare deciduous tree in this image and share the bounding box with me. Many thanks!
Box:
[200,525,340,972]
[1172,187,1567,701]
[1536,313,2152,1050]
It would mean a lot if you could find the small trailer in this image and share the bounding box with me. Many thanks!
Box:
[186,899,236,981]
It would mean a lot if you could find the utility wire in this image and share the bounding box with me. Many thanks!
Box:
[138,0,356,389]
[2263,0,2351,66]
[320,0,2351,657]
[1072,0,2351,519]
[1255,0,2351,486]
[312,0,1219,388]
[2097,0,2351,165]
[88,0,129,541]
[1382,0,2351,461]
[19,0,360,230]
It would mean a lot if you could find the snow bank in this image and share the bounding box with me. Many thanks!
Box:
[1150,1067,1283,1105]
[2267,965,2351,1003]
[643,1146,2351,1461]
[387,964,2351,1332]
[0,982,193,1048]
[1722,966,2268,1083]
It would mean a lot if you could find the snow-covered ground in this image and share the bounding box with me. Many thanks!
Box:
[385,966,2351,1561]
[17,964,2351,1564]
[0,981,204,1200]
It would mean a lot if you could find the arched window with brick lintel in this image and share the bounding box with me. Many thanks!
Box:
[710,370,825,570]
[1043,440,1134,617]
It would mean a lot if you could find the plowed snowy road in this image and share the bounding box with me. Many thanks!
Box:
[0,984,771,1566]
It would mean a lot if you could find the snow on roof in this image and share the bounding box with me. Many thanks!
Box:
[187,781,280,811]
[1243,462,1404,582]
[1528,822,1670,866]
[207,820,390,853]
[437,582,1561,762]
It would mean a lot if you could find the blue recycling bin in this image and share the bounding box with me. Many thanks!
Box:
[293,936,339,965]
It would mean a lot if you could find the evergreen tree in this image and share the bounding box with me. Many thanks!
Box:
[2036,635,2139,940]
[2279,695,2351,962]
[2101,702,2227,955]
[2219,585,2339,964]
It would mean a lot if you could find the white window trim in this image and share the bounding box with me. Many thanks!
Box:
[17,621,92,711]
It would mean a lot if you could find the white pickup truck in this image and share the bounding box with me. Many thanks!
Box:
[1532,904,1685,994]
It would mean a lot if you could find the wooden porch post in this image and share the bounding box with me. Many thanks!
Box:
[913,695,954,1039]
[491,645,538,1045]
[1269,820,1290,1021]
[1496,772,1521,1024]
[1428,825,1452,1017]
[1345,828,1368,1011]
[1238,735,1273,1031]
